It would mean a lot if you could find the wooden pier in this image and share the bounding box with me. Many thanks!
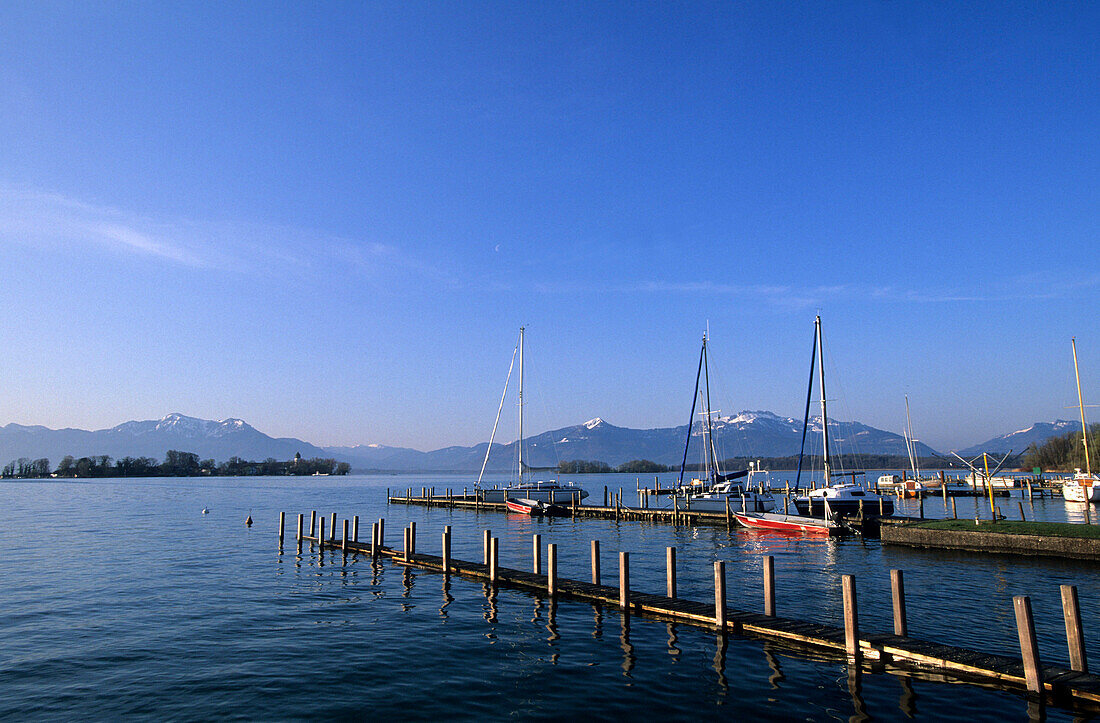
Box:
[283,512,1100,712]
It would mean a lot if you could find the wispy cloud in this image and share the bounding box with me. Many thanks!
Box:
[0,184,430,281]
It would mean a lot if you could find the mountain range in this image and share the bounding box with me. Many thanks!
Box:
[0,412,1072,472]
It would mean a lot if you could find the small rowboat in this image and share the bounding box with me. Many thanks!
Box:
[732,511,839,535]
[505,498,570,517]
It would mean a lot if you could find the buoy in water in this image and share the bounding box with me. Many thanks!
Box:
[245,515,252,527]
[201,508,210,514]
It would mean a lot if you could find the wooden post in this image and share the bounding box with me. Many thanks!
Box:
[342,519,349,553]
[591,539,600,584]
[489,537,499,583]
[891,569,907,637]
[763,555,775,616]
[409,521,416,554]
[664,548,673,598]
[318,516,325,550]
[951,497,958,520]
[310,510,316,536]
[1018,501,1026,522]
[842,575,860,663]
[278,511,285,547]
[603,486,608,507]
[442,528,451,573]
[1014,595,1043,696]
[919,495,924,519]
[330,513,336,541]
[483,529,491,565]
[1062,584,1088,673]
[878,496,883,516]
[403,526,410,561]
[619,551,630,610]
[533,534,542,574]
[371,522,378,558]
[547,543,557,596]
[296,513,303,547]
[352,515,359,542]
[725,498,731,529]
[378,518,385,547]
[714,561,726,631]
[666,547,676,598]
[1027,478,1034,502]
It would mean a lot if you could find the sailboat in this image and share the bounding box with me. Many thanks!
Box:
[671,332,776,514]
[475,328,588,508]
[1062,337,1100,503]
[792,316,893,518]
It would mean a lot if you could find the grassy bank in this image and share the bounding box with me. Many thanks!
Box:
[915,519,1100,539]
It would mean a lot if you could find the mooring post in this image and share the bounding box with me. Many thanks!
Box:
[296,513,303,548]
[409,520,417,554]
[353,515,359,542]
[403,526,411,562]
[919,496,924,519]
[842,575,860,664]
[763,555,775,616]
[725,498,731,529]
[371,522,378,558]
[483,529,491,565]
[378,518,385,547]
[603,486,608,507]
[442,528,451,574]
[619,552,630,610]
[666,546,677,598]
[547,543,557,596]
[891,569,907,637]
[310,510,316,536]
[1014,595,1043,697]
[591,539,601,585]
[1027,478,1034,502]
[278,511,285,547]
[1062,584,1088,673]
[1017,501,1026,522]
[318,516,325,551]
[533,534,542,574]
[951,497,958,520]
[714,560,726,631]
[490,537,499,583]
[342,519,349,553]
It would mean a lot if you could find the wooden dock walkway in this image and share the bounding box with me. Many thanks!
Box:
[287,516,1100,712]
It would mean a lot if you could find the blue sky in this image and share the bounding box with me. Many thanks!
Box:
[0,2,1097,452]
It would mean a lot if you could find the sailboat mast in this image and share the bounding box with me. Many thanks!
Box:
[1073,337,1092,476]
[904,395,918,479]
[678,336,706,489]
[702,334,721,478]
[518,326,525,482]
[816,315,832,484]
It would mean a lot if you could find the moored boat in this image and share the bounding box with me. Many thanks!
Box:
[505,497,571,516]
[733,510,839,535]
[1062,338,1100,503]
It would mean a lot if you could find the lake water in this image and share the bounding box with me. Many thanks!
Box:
[1,472,1097,720]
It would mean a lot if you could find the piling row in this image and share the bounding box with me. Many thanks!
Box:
[280,512,1100,710]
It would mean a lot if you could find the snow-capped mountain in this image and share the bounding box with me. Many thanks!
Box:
[956,420,1078,456]
[0,413,328,464]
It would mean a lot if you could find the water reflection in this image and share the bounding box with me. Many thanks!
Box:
[482,582,498,625]
[592,605,603,640]
[439,577,453,620]
[666,622,680,659]
[762,644,785,689]
[619,613,636,676]
[546,599,560,663]
[400,567,414,611]
[896,674,917,718]
[713,634,728,692]
[846,665,869,723]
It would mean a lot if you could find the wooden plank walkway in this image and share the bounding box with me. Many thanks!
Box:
[298,532,1100,711]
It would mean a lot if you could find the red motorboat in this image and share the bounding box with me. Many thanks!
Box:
[733,511,838,535]
[505,498,570,517]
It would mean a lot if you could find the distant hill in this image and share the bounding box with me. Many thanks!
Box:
[325,411,939,471]
[956,420,1078,457]
[0,413,328,465]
